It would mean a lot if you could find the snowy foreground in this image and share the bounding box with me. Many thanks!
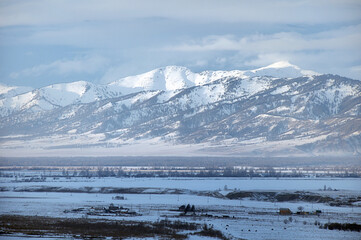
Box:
[0,176,360,240]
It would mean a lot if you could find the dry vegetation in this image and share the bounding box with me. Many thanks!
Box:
[0,215,229,239]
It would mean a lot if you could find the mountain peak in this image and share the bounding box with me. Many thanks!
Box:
[109,62,320,92]
[111,65,196,91]
[247,61,318,78]
[44,81,91,96]
[262,61,299,69]
[158,65,190,71]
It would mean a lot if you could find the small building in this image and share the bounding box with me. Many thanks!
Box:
[279,208,292,215]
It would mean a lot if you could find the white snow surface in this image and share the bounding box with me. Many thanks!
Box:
[0,176,360,240]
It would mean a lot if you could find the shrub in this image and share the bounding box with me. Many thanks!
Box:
[196,224,229,240]
[323,222,361,232]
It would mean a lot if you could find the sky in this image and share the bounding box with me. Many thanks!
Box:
[0,0,361,88]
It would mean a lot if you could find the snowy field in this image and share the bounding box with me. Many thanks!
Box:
[0,175,360,240]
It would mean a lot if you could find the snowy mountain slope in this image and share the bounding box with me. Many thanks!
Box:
[108,65,243,92]
[0,62,314,118]
[0,81,127,117]
[0,83,33,99]
[110,66,197,91]
[0,62,360,157]
[109,61,313,92]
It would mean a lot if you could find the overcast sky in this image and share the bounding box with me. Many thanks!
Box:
[0,0,360,88]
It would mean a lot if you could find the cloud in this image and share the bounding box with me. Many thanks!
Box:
[10,55,109,79]
[164,25,361,54]
[1,0,360,27]
[99,65,130,84]
[1,0,361,86]
[350,65,361,74]
[244,53,292,67]
[160,24,361,78]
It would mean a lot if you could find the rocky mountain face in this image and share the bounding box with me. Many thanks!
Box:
[0,62,360,157]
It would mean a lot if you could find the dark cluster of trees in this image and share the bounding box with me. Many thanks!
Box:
[53,166,359,178]
[321,222,361,232]
[59,168,125,178]
[4,165,358,179]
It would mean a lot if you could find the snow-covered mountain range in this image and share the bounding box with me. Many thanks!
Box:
[0,61,360,157]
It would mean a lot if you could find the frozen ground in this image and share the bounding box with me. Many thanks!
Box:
[0,176,360,240]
